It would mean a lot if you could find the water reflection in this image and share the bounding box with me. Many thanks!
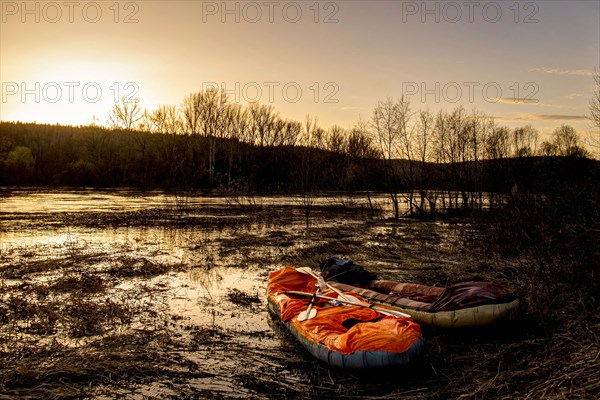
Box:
[0,189,386,214]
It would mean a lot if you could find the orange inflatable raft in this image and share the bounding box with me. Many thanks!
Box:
[267,267,423,368]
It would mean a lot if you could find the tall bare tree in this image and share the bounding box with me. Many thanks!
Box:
[485,126,510,160]
[413,110,435,212]
[282,120,302,147]
[372,97,411,218]
[347,118,379,212]
[108,96,143,130]
[299,115,320,227]
[551,125,587,156]
[512,125,539,157]
[326,125,346,153]
[146,104,182,134]
[248,103,278,147]
[589,68,600,153]
[181,88,230,183]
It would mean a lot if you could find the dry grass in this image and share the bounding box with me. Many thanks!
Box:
[425,315,600,399]
[50,272,106,293]
[106,256,177,278]
[456,183,600,400]
[64,295,136,337]
[226,288,261,307]
[0,330,214,399]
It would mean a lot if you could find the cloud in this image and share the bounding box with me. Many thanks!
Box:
[532,114,588,120]
[496,98,578,110]
[329,106,368,111]
[529,67,594,76]
[497,97,540,104]
[494,113,588,122]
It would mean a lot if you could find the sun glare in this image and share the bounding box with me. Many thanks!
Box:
[2,60,137,126]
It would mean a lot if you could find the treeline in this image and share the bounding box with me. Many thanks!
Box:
[0,89,595,215]
[368,97,591,216]
[0,121,384,193]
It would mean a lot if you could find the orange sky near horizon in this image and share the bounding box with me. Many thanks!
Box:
[1,1,599,142]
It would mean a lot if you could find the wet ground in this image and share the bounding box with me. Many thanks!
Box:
[0,189,528,399]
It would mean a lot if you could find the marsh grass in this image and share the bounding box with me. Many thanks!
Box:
[0,253,108,280]
[106,256,177,278]
[51,272,106,293]
[65,295,136,337]
[226,288,261,307]
[462,182,600,399]
[0,330,215,399]
[0,251,206,398]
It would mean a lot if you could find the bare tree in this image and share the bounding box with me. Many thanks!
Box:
[312,127,327,151]
[282,120,302,146]
[485,125,511,208]
[539,140,558,156]
[347,118,380,213]
[181,93,201,135]
[486,126,510,160]
[326,125,346,153]
[108,96,143,130]
[248,103,278,147]
[322,125,348,193]
[227,103,249,143]
[146,105,182,134]
[512,125,539,157]
[552,124,587,157]
[433,107,463,210]
[432,107,494,210]
[182,88,230,183]
[299,115,319,228]
[372,97,409,218]
[467,110,496,208]
[414,109,435,212]
[589,68,600,153]
[220,103,245,187]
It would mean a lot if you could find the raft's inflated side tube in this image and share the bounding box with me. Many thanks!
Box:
[389,299,521,328]
[331,282,520,329]
[267,297,423,368]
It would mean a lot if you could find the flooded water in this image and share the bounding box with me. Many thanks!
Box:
[0,189,482,399]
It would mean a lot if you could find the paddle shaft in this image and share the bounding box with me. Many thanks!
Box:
[284,290,411,319]
[297,292,318,321]
[296,267,356,299]
[296,267,412,318]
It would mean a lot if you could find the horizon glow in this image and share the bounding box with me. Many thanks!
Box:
[1,1,599,141]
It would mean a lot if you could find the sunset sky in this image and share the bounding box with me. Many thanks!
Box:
[1,0,599,141]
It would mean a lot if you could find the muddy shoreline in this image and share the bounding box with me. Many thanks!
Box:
[1,191,596,399]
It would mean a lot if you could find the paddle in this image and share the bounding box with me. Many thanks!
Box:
[296,266,357,303]
[297,291,318,321]
[285,290,411,319]
[295,267,411,319]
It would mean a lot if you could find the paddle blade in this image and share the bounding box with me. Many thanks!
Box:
[297,308,317,322]
[296,267,314,275]
[337,294,367,306]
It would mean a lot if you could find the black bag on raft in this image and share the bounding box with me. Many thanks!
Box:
[319,256,378,288]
